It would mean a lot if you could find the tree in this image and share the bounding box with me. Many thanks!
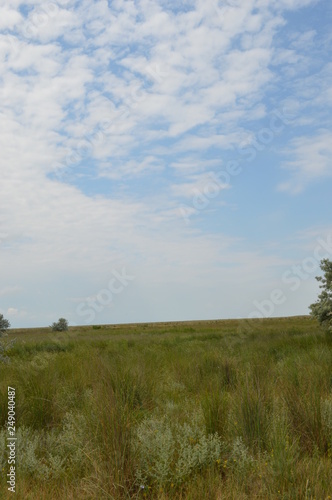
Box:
[51,317,69,332]
[309,259,332,334]
[0,313,10,336]
[0,313,12,363]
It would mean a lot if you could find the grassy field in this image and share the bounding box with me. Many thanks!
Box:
[0,316,332,499]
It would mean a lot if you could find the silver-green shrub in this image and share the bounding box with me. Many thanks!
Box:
[133,409,222,488]
[56,411,88,467]
[228,436,255,474]
[0,411,89,482]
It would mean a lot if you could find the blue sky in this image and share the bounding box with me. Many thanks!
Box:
[0,0,331,328]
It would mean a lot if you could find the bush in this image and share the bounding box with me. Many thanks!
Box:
[133,410,223,491]
[0,314,10,335]
[0,313,13,363]
[310,259,332,335]
[51,318,69,332]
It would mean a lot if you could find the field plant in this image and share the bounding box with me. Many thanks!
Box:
[133,409,223,489]
[0,314,15,364]
[0,316,331,499]
[50,318,69,332]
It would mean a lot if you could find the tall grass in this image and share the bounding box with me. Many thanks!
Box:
[0,316,331,498]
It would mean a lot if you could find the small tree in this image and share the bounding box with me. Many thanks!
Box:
[0,314,10,335]
[309,258,332,334]
[0,313,12,363]
[51,317,69,332]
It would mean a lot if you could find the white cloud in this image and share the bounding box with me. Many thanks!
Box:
[0,6,22,30]
[99,156,164,179]
[0,287,21,297]
[278,130,332,193]
[171,172,229,199]
[7,307,19,316]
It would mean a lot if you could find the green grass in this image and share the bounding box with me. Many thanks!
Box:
[0,316,332,499]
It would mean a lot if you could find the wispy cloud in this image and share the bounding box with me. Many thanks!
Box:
[0,287,22,298]
[279,130,332,193]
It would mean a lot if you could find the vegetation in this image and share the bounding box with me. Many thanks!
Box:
[0,314,10,335]
[0,314,12,363]
[310,258,332,335]
[0,316,332,498]
[50,318,69,332]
